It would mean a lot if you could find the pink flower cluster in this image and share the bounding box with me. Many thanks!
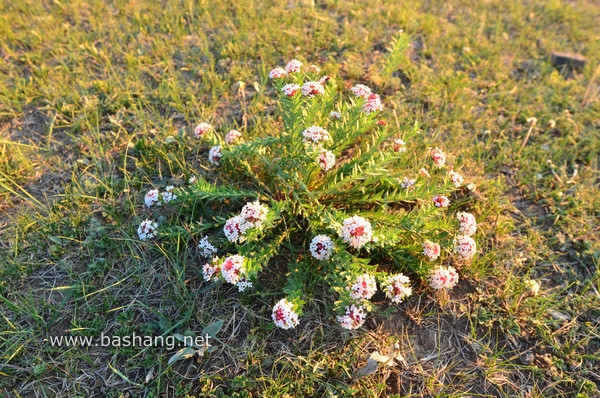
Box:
[457,212,477,236]
[430,147,446,168]
[340,216,373,249]
[225,130,242,144]
[348,274,377,300]
[433,194,450,208]
[351,84,372,99]
[272,299,299,329]
[337,305,366,330]
[363,93,383,114]
[309,235,334,260]
[422,240,441,261]
[454,235,476,260]
[429,266,459,290]
[194,122,212,139]
[145,186,177,208]
[202,258,221,282]
[301,81,325,97]
[224,201,270,243]
[269,67,287,79]
[285,59,303,73]
[382,273,412,303]
[401,177,415,191]
[220,254,246,285]
[393,138,407,153]
[282,83,300,97]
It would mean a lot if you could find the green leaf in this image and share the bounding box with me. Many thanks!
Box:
[201,319,223,338]
[168,347,196,365]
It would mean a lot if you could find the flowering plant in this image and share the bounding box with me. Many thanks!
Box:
[141,54,479,330]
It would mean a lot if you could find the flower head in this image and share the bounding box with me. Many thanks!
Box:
[220,254,246,285]
[318,75,331,85]
[429,266,459,290]
[281,83,300,97]
[285,59,303,73]
[337,305,366,330]
[309,235,334,260]
[269,67,288,79]
[393,139,406,153]
[272,299,299,329]
[305,64,321,74]
[198,236,217,258]
[301,81,325,97]
[382,274,412,303]
[329,111,341,119]
[224,215,249,243]
[225,130,242,144]
[236,278,253,292]
[430,147,446,168]
[240,201,269,228]
[317,149,336,171]
[340,216,373,249]
[145,189,159,208]
[208,146,222,165]
[349,274,377,300]
[422,240,441,261]
[363,93,383,114]
[302,126,330,145]
[202,257,220,282]
[457,212,477,236]
[449,170,464,187]
[401,177,415,191]
[419,168,431,178]
[194,123,212,139]
[433,194,450,208]
[454,235,476,260]
[161,186,177,204]
[138,219,158,241]
[351,84,372,99]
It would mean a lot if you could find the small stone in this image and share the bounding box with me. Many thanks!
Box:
[551,52,588,71]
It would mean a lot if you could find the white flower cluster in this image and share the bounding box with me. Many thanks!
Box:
[382,273,412,303]
[309,235,334,260]
[429,266,459,290]
[430,147,446,168]
[208,146,222,165]
[401,177,415,191]
[145,189,159,208]
[348,274,377,300]
[272,299,299,329]
[269,67,287,79]
[198,236,217,258]
[422,240,441,261]
[302,126,330,145]
[340,215,373,249]
[145,186,177,208]
[337,305,366,330]
[224,201,270,243]
[454,235,476,260]
[317,149,335,171]
[457,212,477,236]
[236,278,253,292]
[449,170,464,187]
[137,219,158,241]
